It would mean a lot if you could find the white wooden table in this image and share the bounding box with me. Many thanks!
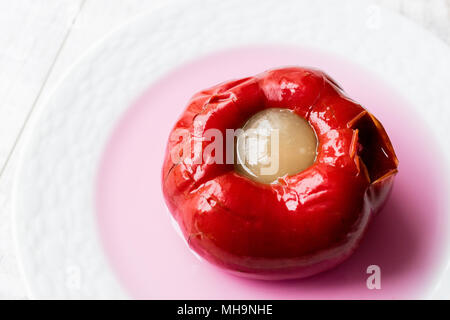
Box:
[0,0,449,299]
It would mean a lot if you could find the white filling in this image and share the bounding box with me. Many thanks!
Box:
[235,108,317,184]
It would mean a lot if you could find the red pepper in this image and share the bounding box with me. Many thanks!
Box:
[162,67,398,280]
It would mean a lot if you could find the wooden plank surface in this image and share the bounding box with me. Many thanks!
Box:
[0,0,84,299]
[0,0,448,299]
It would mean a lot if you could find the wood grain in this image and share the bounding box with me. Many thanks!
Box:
[0,0,448,299]
[0,0,84,299]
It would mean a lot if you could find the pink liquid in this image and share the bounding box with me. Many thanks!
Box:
[96,46,449,299]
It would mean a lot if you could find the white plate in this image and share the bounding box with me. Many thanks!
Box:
[13,0,450,299]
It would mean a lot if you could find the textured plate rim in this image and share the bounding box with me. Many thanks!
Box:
[12,0,450,299]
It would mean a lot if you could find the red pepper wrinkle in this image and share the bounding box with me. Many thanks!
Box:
[162,67,398,279]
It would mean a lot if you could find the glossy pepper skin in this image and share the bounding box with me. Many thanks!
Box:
[162,67,398,280]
